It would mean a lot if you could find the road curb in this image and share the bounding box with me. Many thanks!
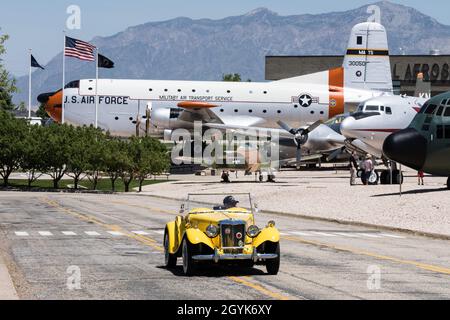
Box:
[0,253,18,300]
[132,193,450,241]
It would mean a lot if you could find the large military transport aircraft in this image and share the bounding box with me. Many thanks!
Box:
[383,92,450,189]
[39,22,392,139]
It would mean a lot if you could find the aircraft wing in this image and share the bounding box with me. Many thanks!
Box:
[204,123,294,140]
[176,102,224,124]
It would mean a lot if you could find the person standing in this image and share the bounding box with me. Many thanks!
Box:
[363,155,374,186]
[349,152,358,186]
[418,171,425,186]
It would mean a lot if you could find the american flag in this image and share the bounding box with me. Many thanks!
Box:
[65,36,96,61]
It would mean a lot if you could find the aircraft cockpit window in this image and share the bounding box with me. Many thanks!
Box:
[442,99,448,106]
[356,105,364,112]
[444,108,450,117]
[436,106,444,116]
[380,106,385,112]
[64,80,80,89]
[386,107,392,115]
[365,105,379,112]
[424,104,438,115]
[419,103,429,114]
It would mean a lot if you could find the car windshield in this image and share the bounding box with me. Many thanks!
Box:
[184,193,255,214]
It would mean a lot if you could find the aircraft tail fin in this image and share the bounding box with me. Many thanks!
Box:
[343,22,393,93]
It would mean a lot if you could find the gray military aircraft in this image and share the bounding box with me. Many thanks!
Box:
[383,92,450,189]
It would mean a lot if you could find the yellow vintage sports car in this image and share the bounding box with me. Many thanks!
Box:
[164,193,280,276]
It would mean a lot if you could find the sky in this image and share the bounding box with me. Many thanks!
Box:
[2,0,450,76]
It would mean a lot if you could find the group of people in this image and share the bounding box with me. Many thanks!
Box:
[349,153,375,186]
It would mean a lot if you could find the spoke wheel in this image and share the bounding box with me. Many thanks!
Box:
[164,232,177,268]
[265,243,280,275]
[182,238,196,276]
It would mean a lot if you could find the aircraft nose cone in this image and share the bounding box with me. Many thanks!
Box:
[383,128,427,170]
[340,116,357,139]
[37,92,55,104]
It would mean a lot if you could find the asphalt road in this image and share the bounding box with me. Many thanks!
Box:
[0,192,449,300]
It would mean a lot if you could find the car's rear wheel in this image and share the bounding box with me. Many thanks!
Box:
[265,242,280,275]
[182,238,197,276]
[164,232,177,268]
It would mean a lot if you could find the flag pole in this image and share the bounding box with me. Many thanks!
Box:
[62,31,66,124]
[95,48,99,129]
[28,49,32,120]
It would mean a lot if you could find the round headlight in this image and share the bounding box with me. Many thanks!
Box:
[247,225,261,238]
[206,225,219,238]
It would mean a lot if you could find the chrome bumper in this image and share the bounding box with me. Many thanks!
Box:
[192,248,278,263]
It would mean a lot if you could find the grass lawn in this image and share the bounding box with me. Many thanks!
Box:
[4,178,172,193]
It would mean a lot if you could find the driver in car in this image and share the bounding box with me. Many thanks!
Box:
[214,196,240,210]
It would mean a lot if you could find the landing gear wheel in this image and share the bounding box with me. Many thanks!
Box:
[447,177,450,190]
[392,170,404,184]
[265,242,280,275]
[182,238,197,276]
[357,169,364,178]
[267,174,276,183]
[368,171,379,185]
[164,232,177,268]
[380,170,389,185]
[259,175,264,183]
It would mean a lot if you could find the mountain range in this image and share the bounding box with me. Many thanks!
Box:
[13,0,450,106]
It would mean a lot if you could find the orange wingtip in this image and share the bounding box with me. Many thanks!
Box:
[177,101,218,109]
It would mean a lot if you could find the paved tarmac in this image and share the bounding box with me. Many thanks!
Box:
[0,192,449,300]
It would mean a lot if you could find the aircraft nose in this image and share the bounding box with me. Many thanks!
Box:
[38,90,63,123]
[37,92,55,104]
[340,116,358,139]
[383,128,427,170]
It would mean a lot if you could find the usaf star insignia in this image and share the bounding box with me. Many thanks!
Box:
[299,94,313,108]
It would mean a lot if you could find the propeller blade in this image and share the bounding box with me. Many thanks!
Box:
[304,120,323,134]
[326,147,345,162]
[277,121,295,134]
[296,145,302,169]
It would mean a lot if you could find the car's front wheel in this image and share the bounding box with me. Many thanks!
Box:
[182,238,197,276]
[265,242,280,275]
[164,232,177,268]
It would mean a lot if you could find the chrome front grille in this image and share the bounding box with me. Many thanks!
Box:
[220,220,246,249]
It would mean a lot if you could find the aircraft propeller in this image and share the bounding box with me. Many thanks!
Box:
[277,120,322,169]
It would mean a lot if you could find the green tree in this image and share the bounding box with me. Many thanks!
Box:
[86,127,107,190]
[0,31,17,112]
[66,126,92,190]
[222,73,242,82]
[118,139,136,193]
[42,124,72,189]
[134,137,170,192]
[104,138,123,192]
[0,111,27,186]
[21,124,48,187]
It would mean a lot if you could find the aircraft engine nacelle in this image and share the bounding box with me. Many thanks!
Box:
[150,107,172,129]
